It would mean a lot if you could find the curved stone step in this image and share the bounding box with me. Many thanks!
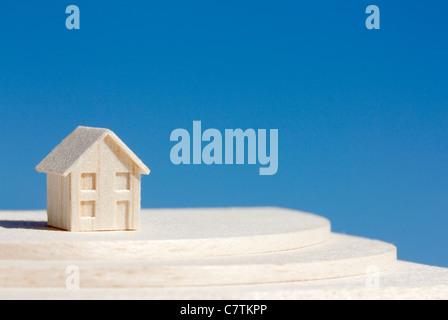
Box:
[3,261,444,299]
[0,233,396,287]
[0,207,330,260]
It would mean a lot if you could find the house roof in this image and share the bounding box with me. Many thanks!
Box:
[36,126,150,176]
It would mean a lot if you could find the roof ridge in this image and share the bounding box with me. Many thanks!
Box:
[36,126,150,176]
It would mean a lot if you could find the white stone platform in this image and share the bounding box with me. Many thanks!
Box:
[0,207,446,299]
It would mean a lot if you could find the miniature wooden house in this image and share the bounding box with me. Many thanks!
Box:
[36,126,150,232]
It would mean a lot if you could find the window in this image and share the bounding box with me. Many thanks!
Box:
[117,200,130,229]
[117,201,129,216]
[81,201,95,217]
[81,173,96,190]
[116,172,130,190]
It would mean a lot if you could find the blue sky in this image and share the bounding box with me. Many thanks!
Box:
[0,1,447,267]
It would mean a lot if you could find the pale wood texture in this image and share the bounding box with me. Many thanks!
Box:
[0,233,396,288]
[47,173,70,230]
[0,207,446,299]
[0,208,330,260]
[2,261,444,300]
[36,126,149,232]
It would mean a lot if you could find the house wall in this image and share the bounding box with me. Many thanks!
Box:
[47,173,71,230]
[69,136,141,231]
[131,166,141,230]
